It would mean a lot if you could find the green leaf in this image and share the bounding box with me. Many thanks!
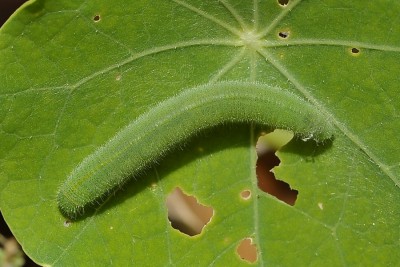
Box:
[1,0,399,266]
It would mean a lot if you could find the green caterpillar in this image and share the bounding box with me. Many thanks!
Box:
[57,81,334,219]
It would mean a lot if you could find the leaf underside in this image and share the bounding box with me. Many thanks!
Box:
[0,0,399,266]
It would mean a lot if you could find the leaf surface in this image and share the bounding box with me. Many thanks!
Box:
[0,0,399,266]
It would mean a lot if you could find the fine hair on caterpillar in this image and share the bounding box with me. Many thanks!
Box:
[57,81,334,219]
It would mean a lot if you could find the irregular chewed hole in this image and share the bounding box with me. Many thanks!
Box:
[351,47,360,54]
[256,132,298,205]
[93,14,101,22]
[237,238,258,263]
[278,0,290,6]
[278,31,289,39]
[240,190,251,200]
[166,187,213,236]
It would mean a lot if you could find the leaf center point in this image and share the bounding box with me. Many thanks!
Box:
[239,31,263,51]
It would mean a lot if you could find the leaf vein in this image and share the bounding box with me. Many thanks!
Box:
[258,48,400,188]
[218,0,249,31]
[170,0,242,36]
[265,39,400,52]
[258,0,303,38]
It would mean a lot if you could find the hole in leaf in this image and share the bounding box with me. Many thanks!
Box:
[351,47,360,54]
[63,220,71,227]
[166,187,213,236]
[240,190,251,200]
[237,238,258,263]
[278,31,289,39]
[278,0,290,6]
[93,14,101,22]
[256,131,298,205]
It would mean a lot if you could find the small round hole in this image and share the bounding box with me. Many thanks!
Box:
[278,0,290,6]
[93,15,101,22]
[278,31,289,39]
[351,47,360,54]
[240,190,251,200]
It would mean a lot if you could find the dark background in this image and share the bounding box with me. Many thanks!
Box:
[0,0,28,27]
